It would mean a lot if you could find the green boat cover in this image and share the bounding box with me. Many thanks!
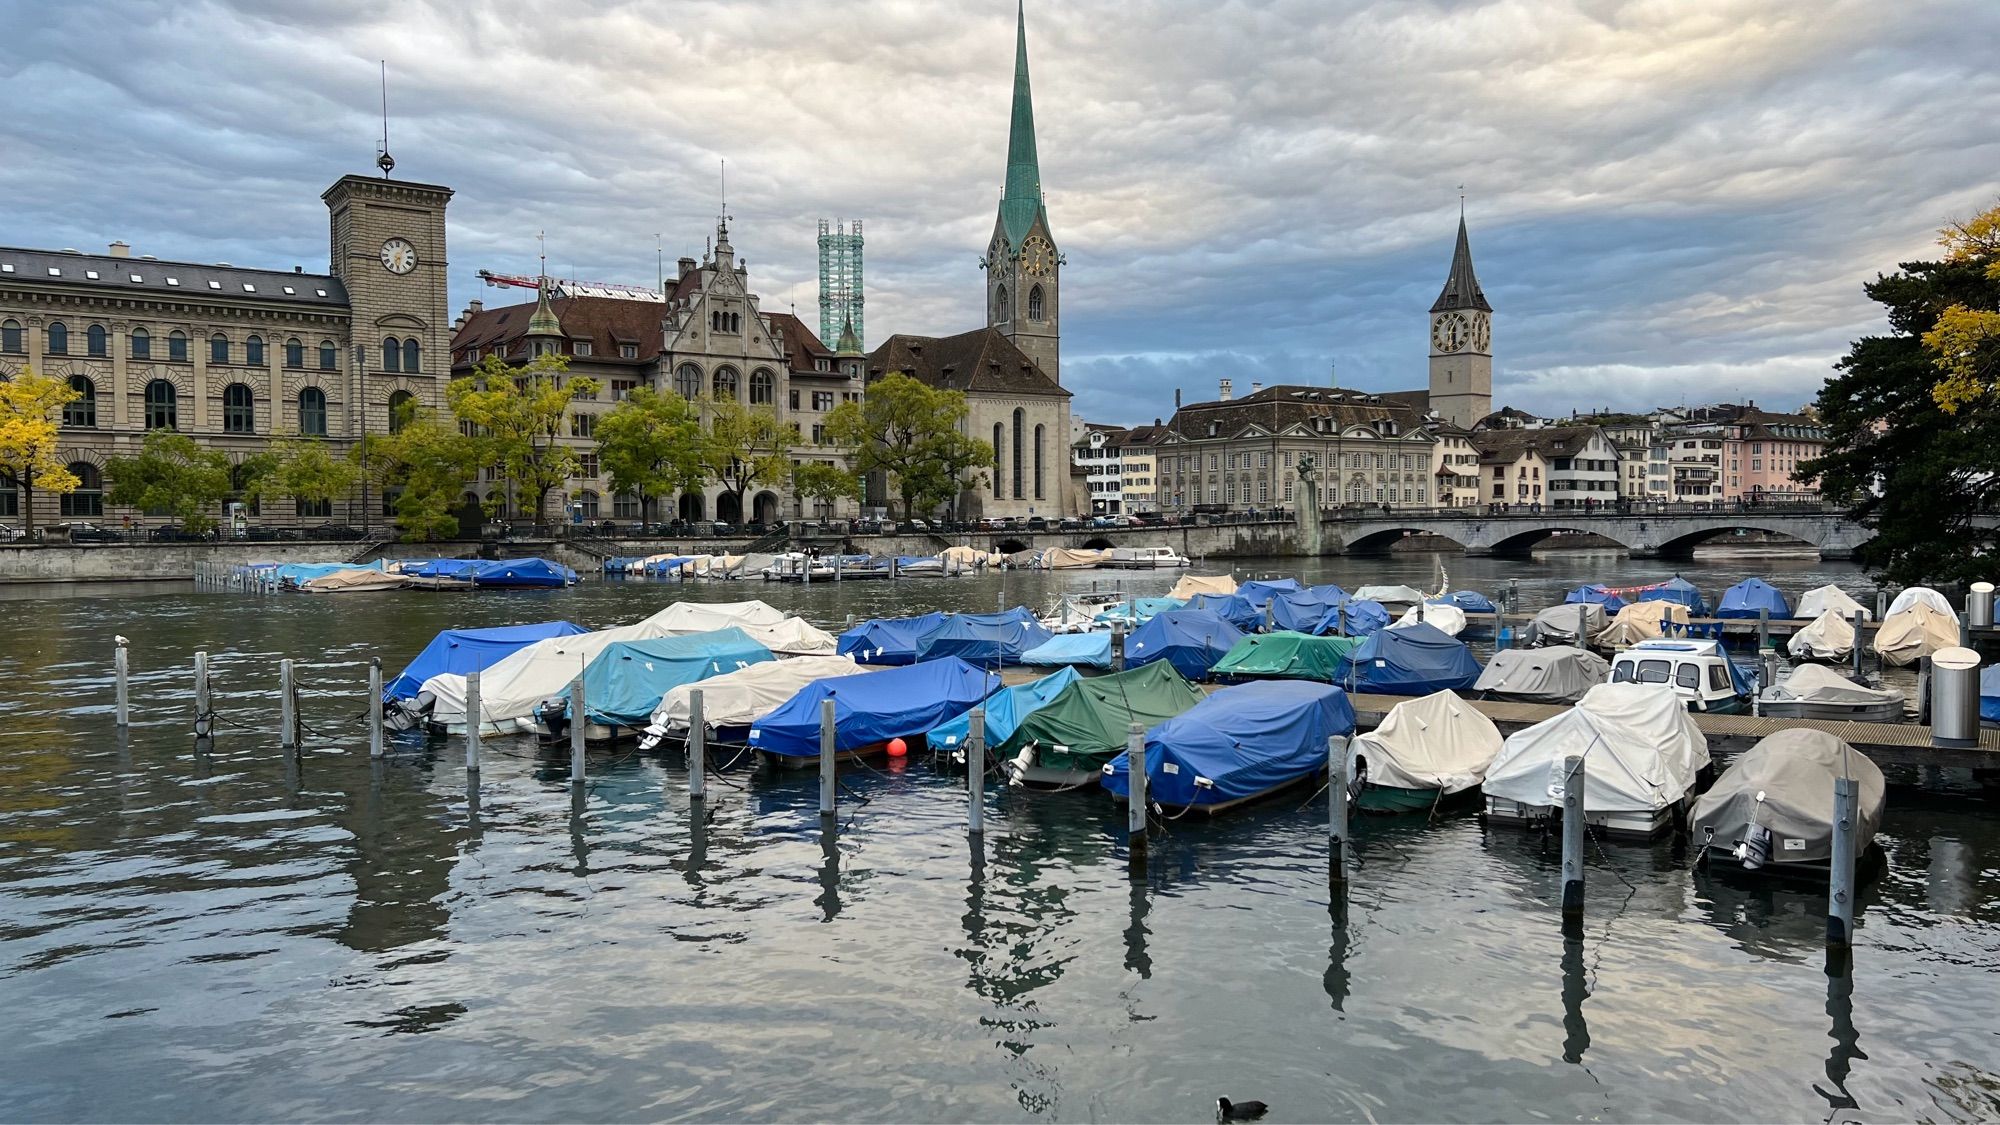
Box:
[996,661,1206,772]
[1211,631,1362,682]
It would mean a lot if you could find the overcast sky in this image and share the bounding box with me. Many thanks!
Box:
[3,0,1995,424]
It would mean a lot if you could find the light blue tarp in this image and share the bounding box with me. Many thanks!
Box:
[1126,608,1245,679]
[1101,680,1356,808]
[1093,598,1186,626]
[1565,584,1628,612]
[1715,578,1791,619]
[273,559,389,586]
[1437,590,1498,614]
[1341,621,1480,694]
[917,611,1054,665]
[385,620,588,702]
[576,627,775,728]
[928,667,1081,749]
[1982,664,2000,724]
[749,657,999,757]
[643,556,697,576]
[1185,593,1265,632]
[838,612,949,665]
[1020,632,1114,669]
[1270,586,1349,632]
[1237,578,1303,607]
[1630,576,1709,615]
[1312,597,1392,637]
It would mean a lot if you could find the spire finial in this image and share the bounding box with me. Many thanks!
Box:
[998,0,1044,244]
[1458,183,1465,219]
[375,60,395,177]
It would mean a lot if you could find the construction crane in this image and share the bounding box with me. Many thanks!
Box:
[476,269,665,302]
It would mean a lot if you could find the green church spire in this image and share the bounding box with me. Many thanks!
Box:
[998,0,1044,245]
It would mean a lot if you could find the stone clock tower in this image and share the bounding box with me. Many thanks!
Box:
[1427,214,1492,428]
[322,173,454,434]
[982,2,1060,384]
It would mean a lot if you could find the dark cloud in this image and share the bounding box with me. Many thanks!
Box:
[3,0,1995,424]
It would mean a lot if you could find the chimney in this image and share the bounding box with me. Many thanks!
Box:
[1219,378,1233,401]
[1174,388,1182,409]
[294,266,303,273]
[470,298,483,314]
[108,241,130,258]
[1250,381,1263,395]
[677,256,697,279]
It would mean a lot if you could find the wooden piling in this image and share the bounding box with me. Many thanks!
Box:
[1112,622,1126,672]
[367,657,383,759]
[569,678,587,783]
[687,688,705,799]
[1757,607,1770,652]
[818,697,836,818]
[1828,776,1859,947]
[1560,754,1585,927]
[1126,722,1147,878]
[465,671,482,774]
[967,707,986,836]
[1327,734,1349,891]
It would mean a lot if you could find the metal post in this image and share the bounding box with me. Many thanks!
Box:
[996,590,1004,615]
[1560,754,1586,926]
[194,650,212,739]
[967,707,986,835]
[1875,589,1888,621]
[1509,578,1520,615]
[1112,623,1126,672]
[465,671,482,774]
[1328,735,1349,891]
[1758,607,1770,653]
[1851,610,1866,677]
[685,688,706,798]
[1337,602,1347,637]
[889,555,899,581]
[1126,722,1147,877]
[1263,604,1275,632]
[1577,603,1589,648]
[114,639,130,728]
[1828,776,1859,947]
[279,658,296,749]
[367,657,383,758]
[569,678,586,783]
[818,697,836,818]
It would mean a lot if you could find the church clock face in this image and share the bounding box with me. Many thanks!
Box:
[1432,312,1469,353]
[1471,313,1490,353]
[1021,235,1055,278]
[380,237,417,275]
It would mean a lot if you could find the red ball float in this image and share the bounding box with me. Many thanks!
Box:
[886,737,909,758]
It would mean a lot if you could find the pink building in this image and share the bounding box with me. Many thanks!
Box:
[1722,408,1825,502]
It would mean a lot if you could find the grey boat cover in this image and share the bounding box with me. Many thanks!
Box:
[1348,690,1503,795]
[1761,664,1903,710]
[1529,602,1606,645]
[1484,683,1710,815]
[1474,645,1610,704]
[1356,584,1426,610]
[1787,609,1855,660]
[1688,729,1885,864]
[1796,584,1869,622]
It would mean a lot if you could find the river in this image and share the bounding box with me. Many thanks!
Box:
[1,547,1996,1122]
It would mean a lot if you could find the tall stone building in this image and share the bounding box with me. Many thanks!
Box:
[1427,214,1494,429]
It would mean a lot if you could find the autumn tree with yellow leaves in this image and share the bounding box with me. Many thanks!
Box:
[1925,207,2000,412]
[0,368,81,533]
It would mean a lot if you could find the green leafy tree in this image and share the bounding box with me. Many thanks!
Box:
[354,409,483,541]
[0,367,81,532]
[792,461,860,516]
[596,387,703,522]
[446,353,600,524]
[825,372,992,519]
[105,430,232,532]
[698,397,791,524]
[246,435,359,514]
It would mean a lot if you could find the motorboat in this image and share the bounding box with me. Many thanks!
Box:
[1689,729,1885,878]
[748,657,1000,768]
[1787,610,1857,662]
[1597,600,1693,648]
[1347,690,1504,813]
[1019,631,1113,669]
[1529,602,1606,647]
[1340,622,1480,696]
[1125,608,1245,680]
[1100,680,1357,814]
[383,620,588,732]
[1797,584,1870,622]
[1756,664,1905,723]
[638,655,866,749]
[927,667,1082,762]
[1210,632,1362,683]
[998,662,1205,788]
[914,610,1053,666]
[1099,546,1191,569]
[1483,682,1711,838]
[541,628,776,743]
[1354,584,1427,614]
[1715,578,1792,620]
[1872,602,1959,667]
[1310,597,1392,638]
[1166,573,1238,600]
[1885,586,1953,618]
[1607,638,1752,713]
[1473,645,1610,705]
[1391,602,1467,637]
[1268,585,1349,632]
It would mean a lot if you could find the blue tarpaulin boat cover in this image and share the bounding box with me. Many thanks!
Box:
[1126,609,1245,679]
[1630,576,1709,615]
[1438,590,1498,614]
[1715,578,1791,620]
[1092,597,1186,627]
[576,627,775,728]
[749,657,999,757]
[1237,578,1303,607]
[1312,597,1392,637]
[398,557,575,586]
[838,612,949,665]
[1185,593,1264,632]
[1341,621,1480,695]
[1020,632,1114,669]
[1270,586,1348,632]
[928,667,1081,749]
[1101,680,1357,808]
[385,620,588,702]
[1981,664,2000,724]
[918,611,1055,665]
[1565,584,1628,612]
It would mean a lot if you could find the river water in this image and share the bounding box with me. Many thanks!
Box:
[2,548,1996,1122]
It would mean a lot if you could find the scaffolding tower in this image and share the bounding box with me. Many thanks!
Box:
[817,219,864,351]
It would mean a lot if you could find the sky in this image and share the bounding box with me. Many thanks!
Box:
[3,0,1996,426]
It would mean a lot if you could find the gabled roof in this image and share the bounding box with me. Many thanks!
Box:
[0,245,349,308]
[1166,384,1428,442]
[1469,425,1605,463]
[763,311,836,372]
[450,295,664,366]
[867,327,1070,398]
[1431,216,1492,314]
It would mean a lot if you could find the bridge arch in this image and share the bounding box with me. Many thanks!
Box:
[1485,524,1631,556]
[997,538,1029,555]
[1341,525,1469,554]
[1649,522,1817,558]
[1080,536,1115,550]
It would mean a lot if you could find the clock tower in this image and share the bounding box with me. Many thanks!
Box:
[323,173,454,434]
[982,1,1060,384]
[1427,214,1492,429]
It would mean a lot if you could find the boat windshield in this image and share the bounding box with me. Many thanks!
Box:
[1708,664,1731,691]
[1675,664,1701,690]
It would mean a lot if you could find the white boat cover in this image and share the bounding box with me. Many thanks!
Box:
[1597,600,1692,648]
[1391,602,1467,636]
[646,655,866,734]
[425,617,678,729]
[1531,602,1606,645]
[1885,586,1953,619]
[1688,729,1885,864]
[1167,573,1238,600]
[737,552,777,577]
[1483,683,1711,815]
[1355,584,1426,609]
[1762,664,1903,709]
[1795,584,1869,622]
[646,599,789,634]
[1871,603,1959,666]
[1043,547,1110,570]
[1473,645,1610,704]
[300,568,412,593]
[1787,610,1856,660]
[1349,690,1503,795]
[735,617,839,656]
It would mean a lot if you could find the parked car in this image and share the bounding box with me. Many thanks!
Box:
[709,521,735,536]
[245,526,300,542]
[1025,516,1050,531]
[149,524,212,543]
[1132,511,1165,526]
[1058,518,1084,531]
[42,521,122,544]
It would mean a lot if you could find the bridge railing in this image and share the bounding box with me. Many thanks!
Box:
[1317,499,1841,521]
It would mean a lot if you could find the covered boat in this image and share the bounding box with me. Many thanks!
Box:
[1348,690,1504,812]
[1237,578,1303,607]
[640,655,866,747]
[1872,602,1958,667]
[1596,600,1692,648]
[1886,586,1953,619]
[748,657,998,763]
[1166,573,1238,600]
[940,545,1000,573]
[650,599,789,634]
[429,616,681,735]
[1185,592,1265,632]
[1797,584,1870,622]
[1609,638,1753,713]
[1690,729,1885,877]
[1530,602,1606,646]
[273,559,391,589]
[1437,590,1499,615]
[736,617,840,656]
[1483,682,1712,838]
[383,620,588,728]
[1788,610,1857,662]
[1564,584,1628,612]
[1041,547,1109,570]
[1757,664,1904,723]
[554,628,775,739]
[1019,632,1113,669]
[1312,597,1392,638]
[928,667,1081,753]
[1101,680,1357,813]
[468,558,577,588]
[1125,608,1245,680]
[1210,632,1361,682]
[1354,584,1427,612]
[916,610,1054,665]
[1715,578,1791,620]
[1982,665,2000,725]
[1268,585,1349,633]
[837,611,949,665]
[999,662,1206,787]
[1092,597,1186,628]
[1629,576,1708,616]
[1473,645,1610,705]
[1341,622,1479,695]
[1391,602,1467,637]
[299,567,411,593]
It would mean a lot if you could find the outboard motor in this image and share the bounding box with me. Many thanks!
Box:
[536,697,571,745]
[384,689,433,733]
[1733,791,1772,870]
[1005,743,1037,786]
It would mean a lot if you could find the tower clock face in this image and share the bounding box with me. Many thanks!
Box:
[1432,312,1470,353]
[1021,235,1055,278]
[380,238,417,275]
[1471,313,1490,353]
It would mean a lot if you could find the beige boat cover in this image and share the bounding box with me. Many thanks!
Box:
[736,617,839,656]
[1872,602,1958,666]
[1392,603,1467,636]
[647,655,866,734]
[942,545,1004,572]
[1688,729,1885,863]
[300,568,412,593]
[1764,663,1903,709]
[1886,586,1954,619]
[1348,690,1503,795]
[1042,547,1110,570]
[1796,584,1869,622]
[1167,573,1238,600]
[1484,682,1711,814]
[1473,645,1610,704]
[646,599,789,634]
[1787,609,1855,661]
[1597,601,1692,647]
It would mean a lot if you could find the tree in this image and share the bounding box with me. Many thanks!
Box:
[105,430,232,532]
[0,367,80,532]
[355,408,483,541]
[246,435,359,514]
[1803,215,2000,585]
[1925,206,2000,412]
[595,387,703,522]
[698,397,791,523]
[792,461,860,517]
[825,372,992,519]
[446,353,599,524]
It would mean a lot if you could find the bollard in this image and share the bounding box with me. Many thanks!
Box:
[367,657,383,758]
[686,688,704,798]
[114,639,131,728]
[1758,608,1770,653]
[1337,601,1347,637]
[1327,735,1349,891]
[1576,603,1589,649]
[1508,578,1520,615]
[1264,604,1276,633]
[279,658,297,749]
[1126,723,1148,878]
[1560,754,1586,927]
[1828,776,1859,947]
[1875,589,1888,621]
[967,707,986,835]
[996,590,1004,615]
[889,556,899,581]
[1971,580,1995,629]
[465,671,482,773]
[818,697,836,818]
[1112,623,1126,672]
[1850,609,1866,677]
[195,650,213,740]
[569,678,587,783]
[1761,651,1778,707]
[1930,647,1981,748]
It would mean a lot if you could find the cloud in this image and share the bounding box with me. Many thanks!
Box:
[2,0,1995,426]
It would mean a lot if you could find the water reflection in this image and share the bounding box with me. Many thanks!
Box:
[1123,881,1152,979]
[1561,936,1592,1064]
[816,820,841,922]
[1323,912,1350,1012]
[1816,951,1863,1122]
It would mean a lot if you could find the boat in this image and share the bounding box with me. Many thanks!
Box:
[1268,585,1348,632]
[299,567,413,593]
[1885,586,1953,618]
[1608,638,1753,713]
[1788,609,1857,662]
[1629,576,1709,616]
[747,657,1000,767]
[1689,729,1885,878]
[1529,602,1606,647]
[1184,592,1265,632]
[1210,632,1362,683]
[1100,680,1357,814]
[650,599,790,634]
[1756,664,1905,723]
[1166,573,1238,600]
[1435,590,1499,615]
[1347,690,1504,813]
[639,655,867,749]
[1125,608,1245,680]
[915,610,1053,666]
[1797,584,1871,622]
[1311,597,1392,638]
[1564,584,1628,612]
[1236,578,1303,608]
[998,662,1206,788]
[894,555,947,577]
[1596,600,1693,648]
[383,620,588,731]
[927,666,1081,759]
[1091,597,1187,628]
[1982,665,2000,726]
[1715,578,1792,620]
[1354,584,1427,613]
[1040,547,1110,570]
[1391,602,1467,637]
[735,617,840,656]
[1019,631,1114,669]
[1482,682,1712,838]
[940,545,1001,574]
[1340,621,1480,695]
[1871,602,1959,667]
[544,628,776,742]
[1473,645,1610,705]
[399,557,577,588]
[836,611,949,665]
[1099,546,1192,569]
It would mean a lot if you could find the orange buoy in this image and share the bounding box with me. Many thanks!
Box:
[886,737,909,758]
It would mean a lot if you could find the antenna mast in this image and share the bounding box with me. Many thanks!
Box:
[375,61,395,177]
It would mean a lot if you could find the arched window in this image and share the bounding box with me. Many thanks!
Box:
[675,363,702,399]
[319,340,337,370]
[403,337,421,374]
[64,376,96,428]
[381,336,401,373]
[129,327,150,359]
[222,383,254,433]
[46,321,68,355]
[1028,285,1044,321]
[994,285,1009,322]
[168,330,188,362]
[577,489,600,519]
[992,422,1005,496]
[144,380,178,430]
[61,462,102,517]
[86,324,107,357]
[299,387,328,437]
[712,366,740,401]
[1011,407,1025,500]
[284,338,303,368]
[209,333,229,364]
[245,335,264,366]
[1033,424,1045,499]
[749,368,775,405]
[387,390,415,434]
[0,320,20,354]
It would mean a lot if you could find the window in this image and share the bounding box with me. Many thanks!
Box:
[0,320,20,353]
[1028,285,1044,321]
[613,491,642,519]
[811,423,827,445]
[245,335,264,366]
[993,422,1005,496]
[712,366,740,400]
[387,390,415,433]
[1708,665,1732,691]
[576,452,600,478]
[144,380,178,430]
[570,412,596,438]
[750,368,775,406]
[312,340,332,370]
[381,337,401,373]
[1012,407,1025,500]
[299,387,327,437]
[61,462,102,517]
[285,338,304,367]
[161,330,186,362]
[1034,424,1045,499]
[789,388,800,410]
[86,324,107,357]
[64,376,96,428]
[0,472,15,518]
[46,321,68,355]
[620,343,638,359]
[675,363,702,399]
[611,378,637,401]
[811,391,835,412]
[577,490,600,519]
[1674,664,1701,690]
[297,498,332,519]
[573,341,592,357]
[207,333,228,364]
[403,338,421,373]
[222,383,255,433]
[129,327,150,359]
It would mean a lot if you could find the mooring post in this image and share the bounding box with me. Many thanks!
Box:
[1263,603,1276,632]
[1112,622,1126,672]
[1576,603,1590,649]
[1327,734,1349,892]
[889,555,899,581]
[1126,722,1148,878]
[194,650,212,739]
[114,638,131,728]
[1758,607,1771,653]
[996,590,1004,615]
[1509,578,1520,615]
[1828,775,1859,947]
[1850,609,1866,677]
[1760,651,1778,708]
[569,678,587,784]
[278,658,296,749]
[464,671,482,774]
[686,688,704,799]
[1337,602,1347,637]
[1560,754,1586,930]
[1875,589,1888,621]
[367,657,383,759]
[818,697,837,818]
[967,707,986,836]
